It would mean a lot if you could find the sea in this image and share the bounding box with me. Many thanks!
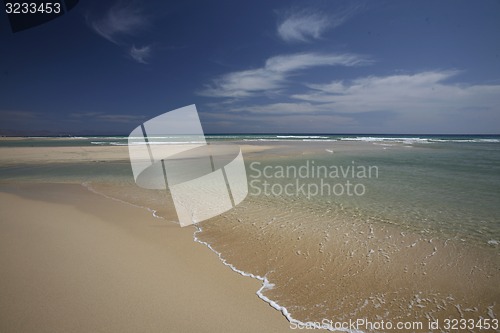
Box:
[1,134,499,332]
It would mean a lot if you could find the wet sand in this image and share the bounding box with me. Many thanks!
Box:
[197,198,500,330]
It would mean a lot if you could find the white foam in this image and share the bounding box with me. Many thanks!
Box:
[243,139,291,142]
[340,137,430,144]
[487,239,499,246]
[91,141,205,146]
[192,225,362,333]
[476,139,500,143]
[86,136,127,140]
[276,136,330,139]
[487,304,497,319]
[242,135,335,142]
[90,141,126,146]
[429,139,500,143]
[339,137,500,144]
[81,182,176,223]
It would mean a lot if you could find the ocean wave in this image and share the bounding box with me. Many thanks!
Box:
[90,141,127,146]
[428,138,500,143]
[276,135,330,139]
[91,141,205,146]
[242,138,337,142]
[243,139,291,142]
[340,137,431,144]
[340,137,500,144]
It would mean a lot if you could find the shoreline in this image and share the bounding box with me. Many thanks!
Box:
[0,183,301,332]
[1,141,499,332]
[193,225,337,332]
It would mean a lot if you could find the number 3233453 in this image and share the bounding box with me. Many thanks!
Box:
[5,2,61,14]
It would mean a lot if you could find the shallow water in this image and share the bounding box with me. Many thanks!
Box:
[1,136,499,331]
[196,140,500,329]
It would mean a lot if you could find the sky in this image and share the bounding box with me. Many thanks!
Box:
[1,0,500,135]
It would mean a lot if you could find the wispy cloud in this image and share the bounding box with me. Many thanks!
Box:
[129,45,151,64]
[277,6,362,43]
[199,52,370,98]
[89,3,147,44]
[277,9,331,43]
[215,70,500,133]
[87,2,152,64]
[291,70,500,114]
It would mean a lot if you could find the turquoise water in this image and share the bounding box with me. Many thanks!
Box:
[2,134,499,325]
[357,143,500,244]
[248,140,500,246]
[1,134,499,147]
[1,134,499,246]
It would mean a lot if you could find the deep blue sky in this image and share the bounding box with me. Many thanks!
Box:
[1,0,499,135]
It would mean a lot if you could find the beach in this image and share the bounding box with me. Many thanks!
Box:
[3,0,499,331]
[0,136,499,332]
[0,183,298,333]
